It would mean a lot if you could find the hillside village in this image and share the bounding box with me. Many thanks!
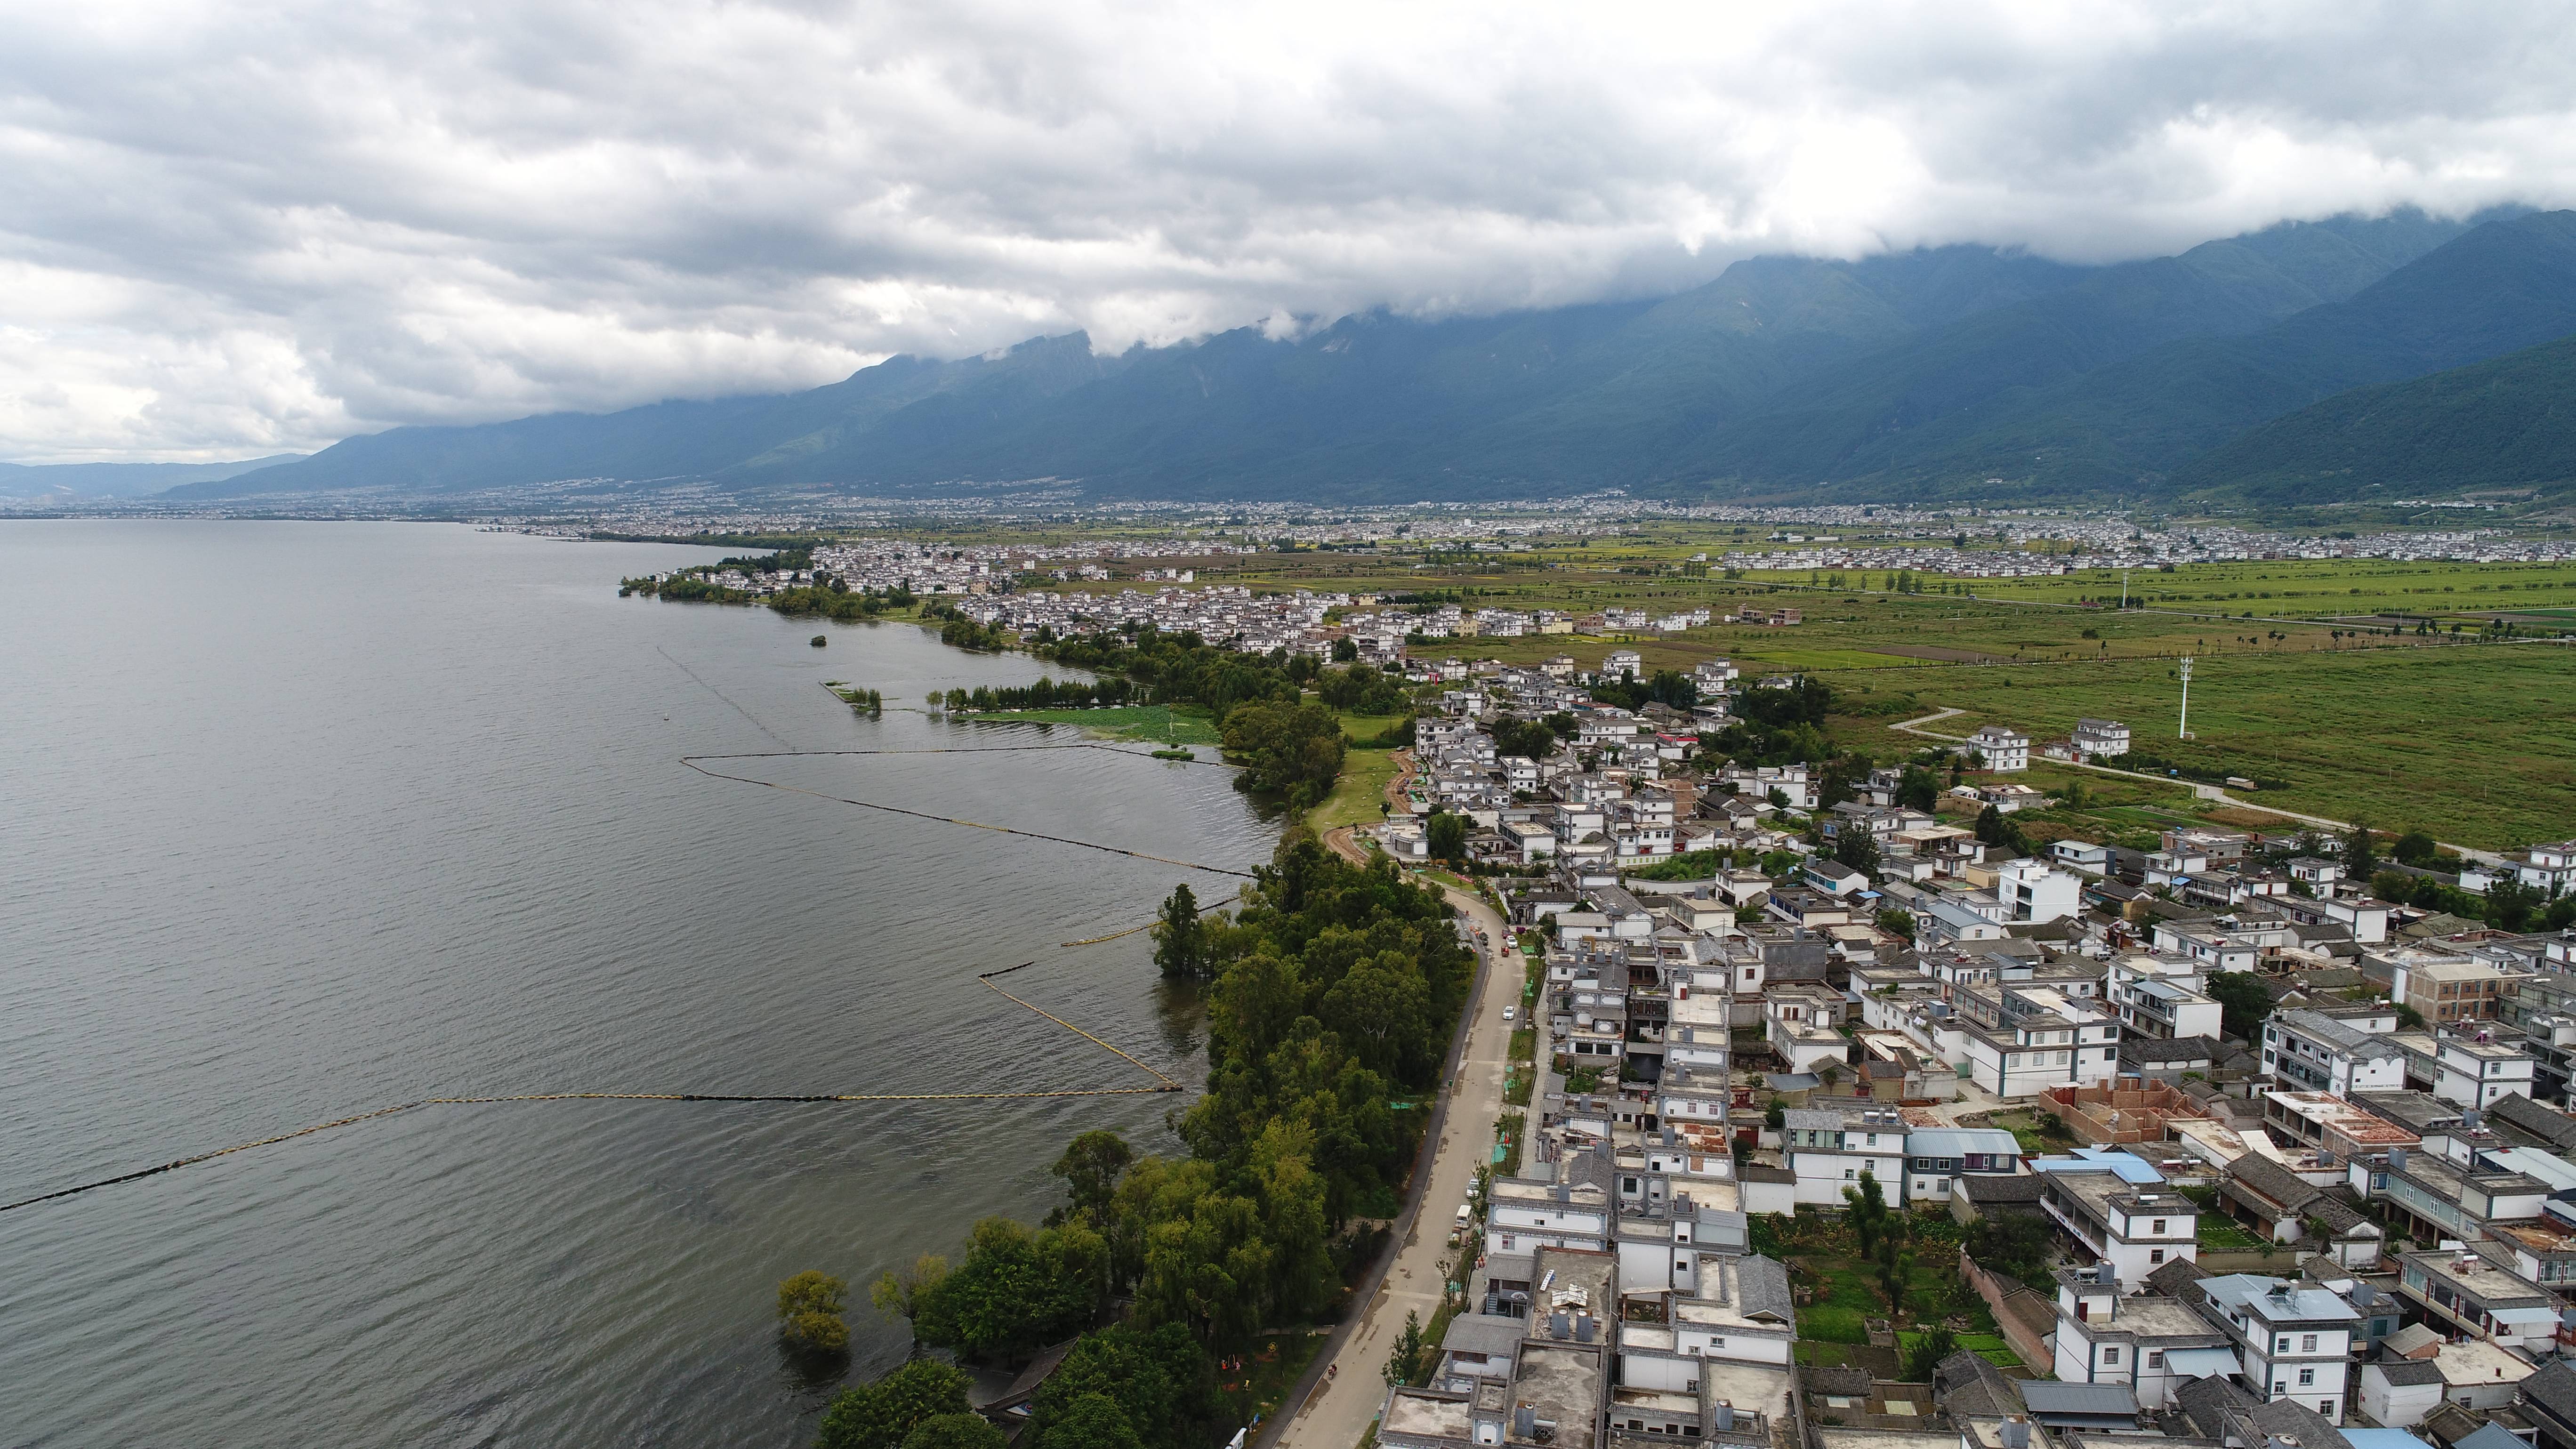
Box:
[1361,653,2576,1449]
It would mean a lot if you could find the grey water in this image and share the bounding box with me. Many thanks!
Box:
[0,520,1273,1447]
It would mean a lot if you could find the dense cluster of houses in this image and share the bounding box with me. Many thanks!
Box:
[1370,682,2576,1449]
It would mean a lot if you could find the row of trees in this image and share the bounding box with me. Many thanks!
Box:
[941,676,1140,712]
[820,840,1472,1449]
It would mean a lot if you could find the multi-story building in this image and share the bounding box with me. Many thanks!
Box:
[1897,1127,2024,1205]
[2397,1249,2565,1354]
[1954,982,2124,1098]
[2073,719,2132,757]
[2037,1159,2199,1288]
[1780,1101,1908,1207]
[1968,725,2030,773]
[2435,1032,2539,1109]
[2051,1265,2235,1408]
[2191,1274,2360,1423]
[2263,1008,2407,1095]
[1995,858,2083,924]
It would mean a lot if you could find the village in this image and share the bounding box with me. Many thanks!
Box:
[1358,649,2576,1449]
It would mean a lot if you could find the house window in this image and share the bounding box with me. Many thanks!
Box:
[1844,1168,1856,1180]
[2322,1403,2334,1417]
[2147,1351,2165,1369]
[2103,1348,2121,1366]
[2301,1334,2317,1352]
[2150,1249,2166,1264]
[2152,1219,2168,1234]
[2276,1336,2291,1353]
[2298,1369,2315,1386]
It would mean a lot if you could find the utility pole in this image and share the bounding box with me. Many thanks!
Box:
[2177,656,2194,740]
[2120,569,2129,608]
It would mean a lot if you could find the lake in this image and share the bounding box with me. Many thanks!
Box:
[0,519,1273,1446]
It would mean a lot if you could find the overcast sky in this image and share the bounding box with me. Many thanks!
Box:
[6,0,2575,462]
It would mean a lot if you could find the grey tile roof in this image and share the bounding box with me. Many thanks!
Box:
[2491,1093,2576,1150]
[2370,1359,2445,1387]
[1735,1254,1793,1323]
[2520,1359,2576,1429]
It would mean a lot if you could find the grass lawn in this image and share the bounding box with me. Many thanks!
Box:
[1823,644,2576,849]
[1337,711,1408,742]
[1954,1332,2022,1370]
[2198,1218,2270,1250]
[1311,747,1403,832]
[959,702,1221,745]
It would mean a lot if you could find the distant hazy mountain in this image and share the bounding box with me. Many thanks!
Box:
[1,454,304,499]
[171,207,2576,506]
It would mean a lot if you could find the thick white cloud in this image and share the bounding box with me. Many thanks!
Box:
[4,0,2575,460]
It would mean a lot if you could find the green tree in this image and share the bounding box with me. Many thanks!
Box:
[2487,878,2546,933]
[1384,1309,1426,1385]
[1895,766,1940,812]
[1426,811,1469,862]
[779,1270,851,1356]
[1152,885,1211,979]
[923,1217,1110,1360]
[1030,1322,1221,1449]
[1902,1324,1958,1382]
[1051,1131,1136,1226]
[2343,822,2378,880]
[1877,908,1915,943]
[1220,700,1347,806]
[816,1359,974,1449]
[1491,716,1557,761]
[902,1415,1007,1449]
[870,1253,951,1330]
[2204,971,2275,1042]
[1832,829,1882,881]
[1843,1172,1890,1259]
[2392,830,2439,866]
[1043,1395,1144,1449]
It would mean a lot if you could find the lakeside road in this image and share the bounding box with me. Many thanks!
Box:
[1274,879,1513,1449]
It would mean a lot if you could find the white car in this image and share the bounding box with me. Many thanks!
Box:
[1501,1006,1515,1022]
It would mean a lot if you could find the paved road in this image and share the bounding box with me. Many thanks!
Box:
[1888,708,2506,866]
[1274,882,1515,1449]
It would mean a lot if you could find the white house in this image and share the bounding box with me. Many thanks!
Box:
[2073,719,2132,757]
[2037,1162,2199,1288]
[1968,725,2031,773]
[2051,1265,2236,1409]
[1995,858,2082,924]
[2263,1009,2408,1096]
[2433,1034,2537,1110]
[1781,1103,1908,1206]
[2193,1273,2361,1423]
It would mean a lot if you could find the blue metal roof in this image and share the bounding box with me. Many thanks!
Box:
[2031,1148,2164,1184]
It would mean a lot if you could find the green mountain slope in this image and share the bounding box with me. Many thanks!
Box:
[1803,209,2576,496]
[2174,331,2576,502]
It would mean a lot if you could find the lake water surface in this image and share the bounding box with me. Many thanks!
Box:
[0,520,1271,1447]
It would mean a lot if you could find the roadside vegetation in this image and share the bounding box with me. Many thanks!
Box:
[810,839,1473,1449]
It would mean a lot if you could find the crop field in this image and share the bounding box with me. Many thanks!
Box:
[1821,644,2576,849]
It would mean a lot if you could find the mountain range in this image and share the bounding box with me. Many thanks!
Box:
[0,455,305,500]
[109,208,2576,506]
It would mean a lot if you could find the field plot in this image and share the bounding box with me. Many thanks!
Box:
[1823,645,2576,848]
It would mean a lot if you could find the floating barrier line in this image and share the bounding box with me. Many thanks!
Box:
[678,755,1256,877]
[0,965,1178,1216]
[1059,923,1152,947]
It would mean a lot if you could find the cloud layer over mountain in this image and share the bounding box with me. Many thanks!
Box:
[7,0,2576,461]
